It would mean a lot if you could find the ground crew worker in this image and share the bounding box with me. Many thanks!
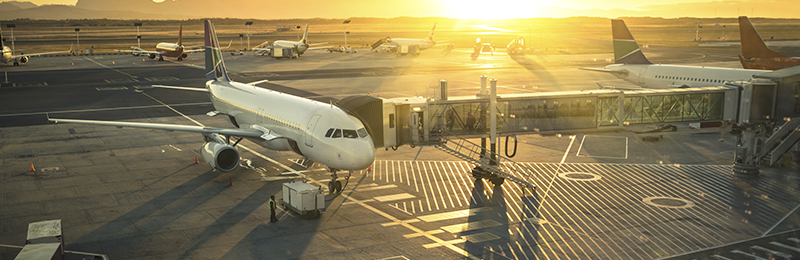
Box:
[269,195,278,222]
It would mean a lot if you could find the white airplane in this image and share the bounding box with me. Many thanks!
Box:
[581,19,764,89]
[1,24,71,66]
[50,20,375,173]
[371,23,447,52]
[252,24,327,57]
[115,21,230,61]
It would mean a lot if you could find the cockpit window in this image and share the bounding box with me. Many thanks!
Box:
[332,129,342,138]
[357,128,368,138]
[342,129,358,138]
[325,128,334,137]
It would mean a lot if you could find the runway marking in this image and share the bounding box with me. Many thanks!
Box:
[440,219,502,233]
[381,219,420,227]
[95,86,128,91]
[538,135,577,212]
[0,102,211,117]
[145,76,179,81]
[576,135,628,159]
[84,57,137,78]
[104,78,138,83]
[403,229,444,238]
[423,238,465,248]
[374,193,416,202]
[417,207,492,222]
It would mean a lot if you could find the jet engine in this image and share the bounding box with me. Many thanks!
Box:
[181,53,188,58]
[148,53,157,59]
[200,141,240,172]
[18,56,29,64]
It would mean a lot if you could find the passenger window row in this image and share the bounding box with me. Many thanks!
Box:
[656,75,724,84]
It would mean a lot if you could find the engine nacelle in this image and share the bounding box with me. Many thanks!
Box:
[181,53,188,58]
[200,141,240,172]
[19,56,29,64]
[148,53,157,59]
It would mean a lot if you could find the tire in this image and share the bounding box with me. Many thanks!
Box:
[491,177,505,186]
[334,180,343,193]
[328,181,336,194]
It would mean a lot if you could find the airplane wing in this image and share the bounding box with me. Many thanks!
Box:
[116,47,163,56]
[579,67,629,77]
[152,84,210,92]
[183,48,205,54]
[595,82,643,90]
[308,42,328,47]
[48,117,265,138]
[308,46,333,51]
[10,44,72,59]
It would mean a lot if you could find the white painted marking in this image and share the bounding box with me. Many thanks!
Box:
[374,193,416,202]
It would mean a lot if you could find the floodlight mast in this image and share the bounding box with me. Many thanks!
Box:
[343,19,351,49]
[245,21,253,50]
[134,22,142,48]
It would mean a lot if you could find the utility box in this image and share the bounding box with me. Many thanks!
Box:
[272,47,295,59]
[280,181,324,218]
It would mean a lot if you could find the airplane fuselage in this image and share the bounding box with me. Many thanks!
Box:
[206,80,375,171]
[1,46,11,63]
[273,40,309,55]
[155,43,186,58]
[605,64,764,88]
[387,38,436,50]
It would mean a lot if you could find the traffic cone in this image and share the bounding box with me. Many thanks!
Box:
[29,163,35,172]
[228,176,234,186]
[194,155,199,164]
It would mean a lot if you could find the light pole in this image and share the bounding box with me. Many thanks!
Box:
[343,19,351,48]
[296,25,301,41]
[245,21,253,50]
[75,28,80,55]
[134,22,142,48]
[5,24,15,52]
[239,34,244,50]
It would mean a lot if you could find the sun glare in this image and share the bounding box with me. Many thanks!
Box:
[441,0,544,19]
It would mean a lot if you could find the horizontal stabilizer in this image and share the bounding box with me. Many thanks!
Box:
[152,85,209,92]
[579,67,629,76]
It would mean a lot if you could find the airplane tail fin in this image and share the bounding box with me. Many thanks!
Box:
[301,23,309,44]
[426,23,436,41]
[611,20,652,64]
[204,20,231,82]
[739,16,786,59]
[178,20,183,47]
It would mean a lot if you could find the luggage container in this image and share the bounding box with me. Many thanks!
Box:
[279,181,325,218]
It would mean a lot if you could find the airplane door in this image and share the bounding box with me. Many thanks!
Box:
[410,112,420,143]
[305,114,321,147]
[638,67,648,85]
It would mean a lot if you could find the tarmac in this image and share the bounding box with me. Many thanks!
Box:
[1,46,799,260]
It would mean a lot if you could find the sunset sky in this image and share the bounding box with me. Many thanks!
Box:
[7,0,800,19]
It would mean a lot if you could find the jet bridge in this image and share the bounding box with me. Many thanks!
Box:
[340,70,800,184]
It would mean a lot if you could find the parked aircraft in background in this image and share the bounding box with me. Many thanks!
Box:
[506,37,525,54]
[371,23,451,52]
[252,24,328,57]
[51,20,375,173]
[1,24,71,66]
[581,19,763,89]
[738,16,800,70]
[115,21,229,61]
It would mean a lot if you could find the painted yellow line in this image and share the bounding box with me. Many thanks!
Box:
[403,229,444,238]
[381,219,420,227]
[83,56,137,78]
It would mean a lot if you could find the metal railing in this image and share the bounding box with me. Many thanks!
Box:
[435,132,538,189]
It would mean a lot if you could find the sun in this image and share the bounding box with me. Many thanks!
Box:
[440,0,545,19]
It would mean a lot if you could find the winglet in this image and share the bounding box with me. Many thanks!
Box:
[611,20,652,65]
[204,20,231,82]
[739,16,786,59]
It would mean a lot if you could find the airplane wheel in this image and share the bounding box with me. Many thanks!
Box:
[159,57,164,61]
[334,181,343,193]
[491,177,505,186]
[177,57,183,61]
[13,62,19,66]
[328,181,335,194]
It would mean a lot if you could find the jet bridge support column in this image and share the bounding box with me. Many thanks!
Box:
[490,79,498,166]
[733,123,763,175]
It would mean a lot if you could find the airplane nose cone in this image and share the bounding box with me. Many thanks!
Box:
[351,140,375,170]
